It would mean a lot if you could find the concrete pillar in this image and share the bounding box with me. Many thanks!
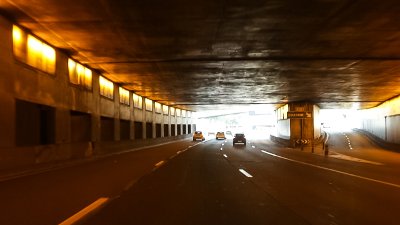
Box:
[129,93,135,140]
[152,101,156,139]
[174,109,178,136]
[141,96,146,140]
[286,102,321,149]
[160,106,165,138]
[114,84,120,141]
[168,107,172,137]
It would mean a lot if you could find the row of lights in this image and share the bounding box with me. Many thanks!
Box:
[12,24,190,117]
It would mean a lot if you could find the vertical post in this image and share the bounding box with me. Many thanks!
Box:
[301,118,304,151]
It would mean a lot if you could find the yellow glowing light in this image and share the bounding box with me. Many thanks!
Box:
[68,59,76,75]
[27,35,42,53]
[12,25,23,44]
[99,76,114,99]
[133,93,142,108]
[119,87,130,105]
[145,98,153,111]
[12,25,26,60]
[163,105,169,114]
[84,69,92,88]
[42,44,55,61]
[76,63,84,83]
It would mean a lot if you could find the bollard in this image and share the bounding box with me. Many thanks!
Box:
[324,144,329,156]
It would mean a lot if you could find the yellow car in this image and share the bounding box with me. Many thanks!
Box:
[193,131,205,141]
[216,132,226,140]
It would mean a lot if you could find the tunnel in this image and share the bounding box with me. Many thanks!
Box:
[0,1,400,225]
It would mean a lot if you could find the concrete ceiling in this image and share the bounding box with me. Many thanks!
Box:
[1,0,400,112]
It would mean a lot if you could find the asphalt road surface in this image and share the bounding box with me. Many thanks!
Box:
[1,131,400,225]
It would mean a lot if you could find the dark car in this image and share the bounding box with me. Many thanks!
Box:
[233,133,246,145]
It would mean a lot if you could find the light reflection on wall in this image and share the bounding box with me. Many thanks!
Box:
[13,25,56,74]
[68,59,92,89]
[163,105,169,115]
[99,76,114,99]
[145,98,153,111]
[132,93,142,109]
[155,102,162,113]
[119,87,130,105]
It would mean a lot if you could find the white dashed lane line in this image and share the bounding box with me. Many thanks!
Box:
[59,197,110,225]
[260,149,400,188]
[239,169,253,178]
[155,160,165,167]
[223,154,228,158]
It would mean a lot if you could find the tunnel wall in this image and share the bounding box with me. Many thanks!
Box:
[0,15,196,171]
[361,95,400,144]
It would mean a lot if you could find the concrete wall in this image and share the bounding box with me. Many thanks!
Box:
[0,15,195,171]
[361,95,400,144]
[276,119,290,138]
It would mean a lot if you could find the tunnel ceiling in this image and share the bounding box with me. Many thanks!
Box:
[2,0,400,111]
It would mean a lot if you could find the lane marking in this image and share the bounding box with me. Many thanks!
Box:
[260,150,400,188]
[155,161,165,167]
[124,180,136,191]
[329,153,383,165]
[252,145,256,148]
[239,169,253,178]
[220,148,223,151]
[59,197,109,225]
[223,154,228,158]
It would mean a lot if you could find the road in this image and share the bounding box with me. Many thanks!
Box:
[1,131,400,225]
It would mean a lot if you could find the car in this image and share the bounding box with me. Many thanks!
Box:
[216,132,226,140]
[233,133,246,145]
[193,131,205,141]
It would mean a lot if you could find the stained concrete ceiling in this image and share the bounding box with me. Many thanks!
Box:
[1,0,400,112]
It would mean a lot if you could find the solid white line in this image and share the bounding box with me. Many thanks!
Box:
[239,169,253,178]
[59,197,109,225]
[124,180,136,191]
[223,154,228,158]
[260,150,400,188]
[155,161,165,167]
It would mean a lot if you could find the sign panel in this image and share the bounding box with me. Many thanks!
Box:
[287,111,312,119]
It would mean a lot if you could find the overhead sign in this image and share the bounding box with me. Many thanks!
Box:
[287,111,312,119]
